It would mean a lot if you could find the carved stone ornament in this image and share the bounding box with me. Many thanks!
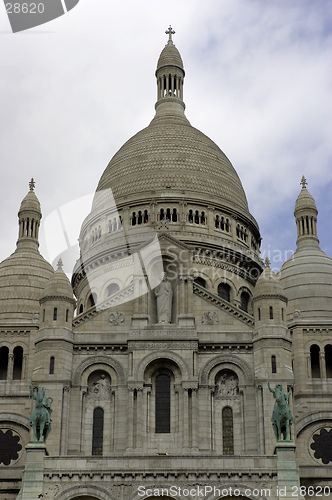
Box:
[109,312,125,325]
[310,428,332,464]
[202,311,218,324]
[215,372,239,398]
[87,375,112,401]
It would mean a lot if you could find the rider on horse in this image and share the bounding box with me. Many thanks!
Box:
[268,382,293,441]
[29,380,53,443]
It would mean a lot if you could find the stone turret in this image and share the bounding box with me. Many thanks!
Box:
[0,180,53,324]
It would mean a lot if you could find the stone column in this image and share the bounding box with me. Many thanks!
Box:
[135,387,143,450]
[126,388,134,451]
[19,442,47,500]
[7,353,14,381]
[60,386,70,456]
[182,388,189,451]
[320,351,327,379]
[191,388,198,450]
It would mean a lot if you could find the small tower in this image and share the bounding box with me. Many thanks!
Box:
[35,259,76,454]
[294,175,319,249]
[253,258,294,454]
[154,26,186,118]
[16,178,42,252]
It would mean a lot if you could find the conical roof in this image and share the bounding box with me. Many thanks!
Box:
[157,42,184,72]
[294,178,317,214]
[254,258,285,297]
[42,259,74,301]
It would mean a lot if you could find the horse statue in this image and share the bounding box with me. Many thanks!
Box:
[268,382,293,441]
[29,380,53,443]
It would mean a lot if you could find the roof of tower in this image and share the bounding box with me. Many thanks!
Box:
[254,257,285,298]
[41,259,75,302]
[156,28,184,73]
[294,175,317,214]
[18,178,41,215]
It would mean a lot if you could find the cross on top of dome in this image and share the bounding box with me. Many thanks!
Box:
[29,178,35,191]
[166,25,175,44]
[300,175,308,189]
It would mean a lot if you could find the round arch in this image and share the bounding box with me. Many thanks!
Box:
[296,411,332,436]
[0,412,30,431]
[135,350,189,381]
[200,354,254,385]
[55,484,114,500]
[72,356,126,385]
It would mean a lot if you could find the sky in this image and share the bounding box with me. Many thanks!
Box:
[0,0,331,274]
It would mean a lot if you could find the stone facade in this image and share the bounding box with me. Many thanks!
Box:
[0,29,331,500]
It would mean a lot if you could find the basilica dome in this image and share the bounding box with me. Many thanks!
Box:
[93,30,252,222]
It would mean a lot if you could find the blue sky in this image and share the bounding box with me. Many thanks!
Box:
[0,0,331,273]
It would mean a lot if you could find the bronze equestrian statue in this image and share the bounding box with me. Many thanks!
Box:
[29,380,53,443]
[268,382,293,441]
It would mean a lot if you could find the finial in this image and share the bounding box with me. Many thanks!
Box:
[29,178,35,191]
[300,175,308,189]
[264,257,271,268]
[165,25,175,44]
[57,258,63,271]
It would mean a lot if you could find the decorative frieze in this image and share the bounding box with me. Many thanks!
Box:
[128,341,198,350]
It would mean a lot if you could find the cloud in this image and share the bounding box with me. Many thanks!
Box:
[0,0,331,269]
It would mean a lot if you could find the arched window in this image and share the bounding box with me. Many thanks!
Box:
[194,210,199,224]
[194,277,206,288]
[87,293,97,309]
[218,283,230,302]
[172,208,177,222]
[79,304,83,314]
[188,210,193,223]
[49,356,55,375]
[92,407,104,455]
[144,210,148,223]
[166,208,171,222]
[113,218,117,231]
[225,218,230,232]
[0,347,9,380]
[106,283,120,297]
[160,208,165,221]
[310,345,321,378]
[201,211,206,225]
[215,215,219,229]
[258,307,261,321]
[325,345,332,378]
[108,220,112,233]
[269,306,273,320]
[240,291,250,312]
[271,355,277,374]
[132,212,137,226]
[53,308,57,321]
[222,406,234,455]
[66,309,69,322]
[138,211,143,224]
[13,346,23,380]
[155,374,170,433]
[220,217,225,231]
